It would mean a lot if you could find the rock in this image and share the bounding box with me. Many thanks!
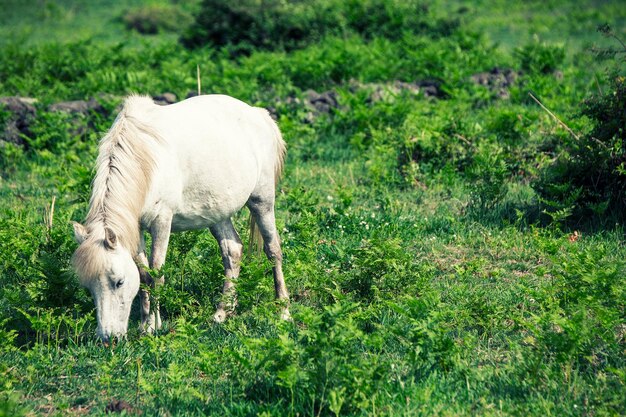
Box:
[414,79,445,98]
[153,92,177,105]
[301,89,342,122]
[268,80,442,123]
[304,89,340,114]
[48,98,107,139]
[0,96,37,115]
[48,98,104,115]
[105,399,137,414]
[354,79,444,103]
[0,96,37,146]
[471,67,519,99]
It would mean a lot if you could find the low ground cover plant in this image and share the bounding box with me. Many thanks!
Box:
[0,0,624,415]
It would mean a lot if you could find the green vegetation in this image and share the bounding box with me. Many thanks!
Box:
[1,0,625,415]
[535,23,626,221]
[181,0,457,53]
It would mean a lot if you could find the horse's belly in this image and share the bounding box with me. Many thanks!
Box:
[172,202,242,232]
[168,177,254,232]
[170,212,220,231]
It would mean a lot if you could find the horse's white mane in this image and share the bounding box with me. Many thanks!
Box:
[84,95,160,251]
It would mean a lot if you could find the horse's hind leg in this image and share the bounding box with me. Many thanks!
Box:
[210,219,243,323]
[247,197,291,320]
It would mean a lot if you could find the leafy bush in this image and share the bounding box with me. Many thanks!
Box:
[528,244,625,371]
[123,4,193,35]
[534,26,626,223]
[224,295,454,415]
[466,141,509,210]
[515,40,565,74]
[343,237,412,301]
[181,0,458,53]
[0,204,96,340]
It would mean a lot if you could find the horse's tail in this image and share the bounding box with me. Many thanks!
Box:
[248,108,286,257]
[248,215,263,257]
[268,114,287,187]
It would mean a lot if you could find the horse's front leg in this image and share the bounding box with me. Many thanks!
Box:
[210,219,243,323]
[141,213,173,333]
[135,243,154,333]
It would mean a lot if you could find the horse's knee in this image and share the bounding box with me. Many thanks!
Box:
[220,239,243,261]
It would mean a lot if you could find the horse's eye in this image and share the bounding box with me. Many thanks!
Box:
[115,279,124,289]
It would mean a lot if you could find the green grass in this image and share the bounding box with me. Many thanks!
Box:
[448,0,626,53]
[0,0,194,46]
[0,0,625,415]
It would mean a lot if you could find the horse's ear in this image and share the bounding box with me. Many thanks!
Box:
[104,227,118,250]
[72,222,88,244]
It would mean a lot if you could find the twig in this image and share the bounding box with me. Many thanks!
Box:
[529,93,580,140]
[348,164,355,187]
[607,32,626,54]
[593,74,603,96]
[197,64,202,96]
[589,136,609,149]
[454,133,472,146]
[325,170,337,186]
[135,358,141,406]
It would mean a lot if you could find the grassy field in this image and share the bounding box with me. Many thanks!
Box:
[0,0,625,415]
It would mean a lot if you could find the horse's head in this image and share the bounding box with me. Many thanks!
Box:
[72,222,140,342]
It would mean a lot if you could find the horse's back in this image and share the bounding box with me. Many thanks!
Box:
[138,95,281,231]
[154,95,275,158]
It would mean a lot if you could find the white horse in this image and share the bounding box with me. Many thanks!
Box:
[72,94,290,341]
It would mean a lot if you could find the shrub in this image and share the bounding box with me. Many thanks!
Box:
[123,4,192,35]
[182,0,331,52]
[181,0,457,53]
[534,26,626,223]
[343,237,411,301]
[529,244,625,371]
[466,141,509,210]
[515,40,565,74]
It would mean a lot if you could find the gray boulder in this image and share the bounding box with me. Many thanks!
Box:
[0,96,37,146]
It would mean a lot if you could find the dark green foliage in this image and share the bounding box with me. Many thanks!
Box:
[528,244,625,374]
[465,142,509,210]
[181,0,331,52]
[181,0,458,53]
[515,41,565,74]
[0,394,24,417]
[534,26,626,223]
[123,4,193,35]
[343,237,413,301]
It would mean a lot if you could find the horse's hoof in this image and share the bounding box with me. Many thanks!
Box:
[280,308,292,321]
[140,321,155,334]
[213,309,227,323]
[140,317,155,334]
[140,312,161,334]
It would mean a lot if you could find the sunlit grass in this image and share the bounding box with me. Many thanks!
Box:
[0,0,625,415]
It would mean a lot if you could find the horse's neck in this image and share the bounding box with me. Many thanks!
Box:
[85,214,140,253]
[85,112,156,252]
